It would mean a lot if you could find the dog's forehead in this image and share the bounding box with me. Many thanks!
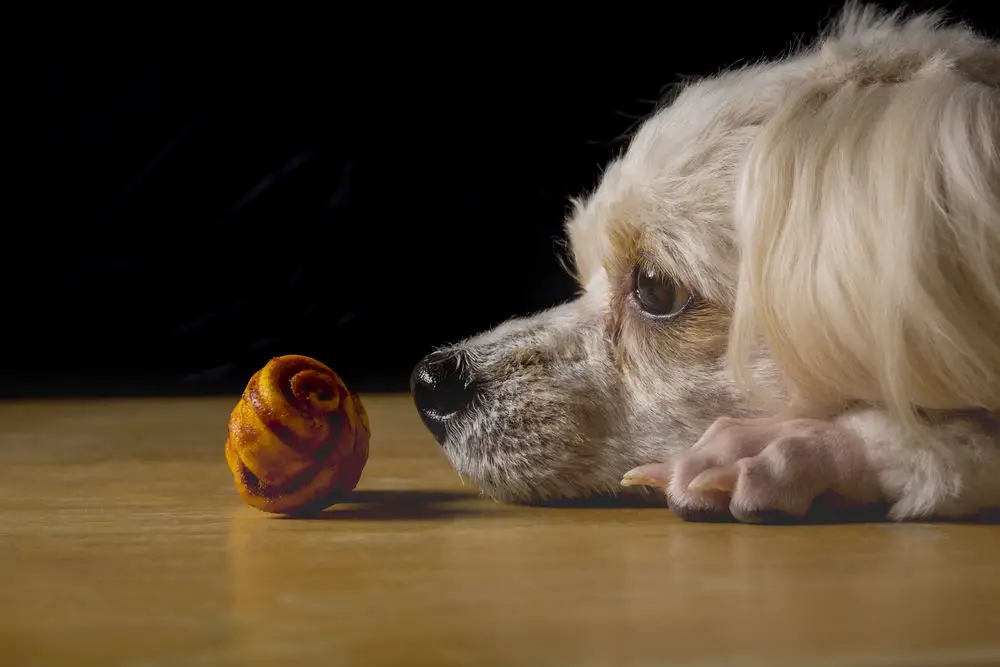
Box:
[567,71,775,304]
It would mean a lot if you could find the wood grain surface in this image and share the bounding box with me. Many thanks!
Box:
[2,395,998,667]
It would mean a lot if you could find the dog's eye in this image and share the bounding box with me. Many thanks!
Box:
[633,266,692,319]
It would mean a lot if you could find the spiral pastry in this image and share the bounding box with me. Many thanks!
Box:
[224,354,370,514]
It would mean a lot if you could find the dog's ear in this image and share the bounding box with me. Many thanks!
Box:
[728,30,1000,427]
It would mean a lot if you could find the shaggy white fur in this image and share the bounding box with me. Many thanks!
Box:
[413,2,1000,522]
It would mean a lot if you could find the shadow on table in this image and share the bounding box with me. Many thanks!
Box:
[530,493,669,509]
[279,488,672,521]
[280,489,494,521]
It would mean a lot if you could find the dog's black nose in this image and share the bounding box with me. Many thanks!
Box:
[410,350,478,443]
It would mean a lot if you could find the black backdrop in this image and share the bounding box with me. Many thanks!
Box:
[7,2,998,398]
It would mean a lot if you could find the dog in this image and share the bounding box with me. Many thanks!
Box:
[410,2,1000,523]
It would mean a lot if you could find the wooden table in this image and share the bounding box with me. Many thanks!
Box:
[2,395,999,667]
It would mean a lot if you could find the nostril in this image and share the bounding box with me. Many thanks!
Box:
[410,351,453,395]
[410,350,479,441]
[411,350,475,415]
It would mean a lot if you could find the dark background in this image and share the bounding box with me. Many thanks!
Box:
[7,2,998,398]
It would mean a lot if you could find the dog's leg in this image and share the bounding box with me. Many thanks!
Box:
[622,410,1000,523]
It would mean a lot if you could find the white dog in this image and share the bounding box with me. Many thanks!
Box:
[410,2,1000,523]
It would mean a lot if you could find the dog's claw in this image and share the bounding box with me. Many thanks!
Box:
[621,463,671,489]
[687,464,740,493]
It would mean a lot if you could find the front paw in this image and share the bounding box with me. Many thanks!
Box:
[623,417,884,523]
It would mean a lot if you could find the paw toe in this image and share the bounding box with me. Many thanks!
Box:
[667,488,733,523]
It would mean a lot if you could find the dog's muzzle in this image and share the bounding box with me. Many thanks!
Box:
[410,350,479,443]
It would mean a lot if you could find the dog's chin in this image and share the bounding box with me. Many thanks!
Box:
[435,439,574,505]
[431,423,659,507]
[449,455,666,508]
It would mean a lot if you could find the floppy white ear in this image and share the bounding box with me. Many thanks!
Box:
[728,26,1000,427]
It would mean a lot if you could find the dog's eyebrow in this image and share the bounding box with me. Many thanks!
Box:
[603,209,685,287]
[604,210,737,310]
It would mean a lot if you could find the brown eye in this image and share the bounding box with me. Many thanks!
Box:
[633,266,692,319]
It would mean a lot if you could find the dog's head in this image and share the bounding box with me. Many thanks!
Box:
[409,68,772,502]
[411,5,1000,503]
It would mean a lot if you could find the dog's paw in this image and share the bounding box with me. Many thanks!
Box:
[622,417,884,523]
